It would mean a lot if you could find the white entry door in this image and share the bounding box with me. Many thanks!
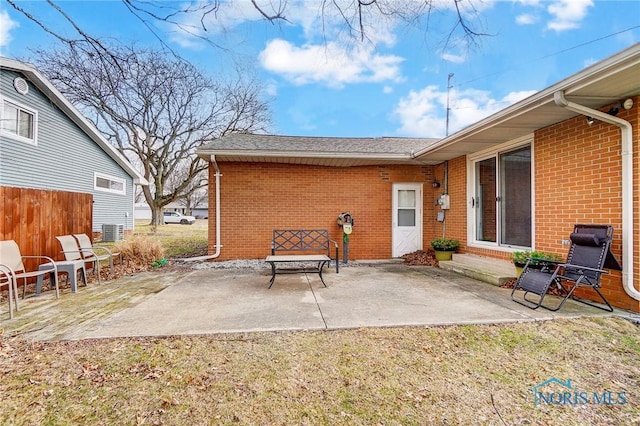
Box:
[392,183,422,257]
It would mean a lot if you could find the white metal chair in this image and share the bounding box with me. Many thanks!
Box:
[74,233,121,281]
[0,264,19,319]
[54,235,89,292]
[0,240,58,301]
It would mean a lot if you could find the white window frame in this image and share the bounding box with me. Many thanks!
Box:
[94,172,127,195]
[0,95,38,145]
[466,134,535,254]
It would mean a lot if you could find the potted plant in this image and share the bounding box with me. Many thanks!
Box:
[430,238,460,261]
[511,250,562,276]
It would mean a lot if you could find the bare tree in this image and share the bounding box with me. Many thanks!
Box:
[166,164,208,216]
[6,0,486,57]
[34,42,270,225]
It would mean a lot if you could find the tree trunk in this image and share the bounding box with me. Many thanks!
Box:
[150,206,164,226]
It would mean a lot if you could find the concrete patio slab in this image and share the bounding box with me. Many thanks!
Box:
[2,263,620,342]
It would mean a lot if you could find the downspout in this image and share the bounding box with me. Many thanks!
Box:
[554,91,640,301]
[175,155,222,262]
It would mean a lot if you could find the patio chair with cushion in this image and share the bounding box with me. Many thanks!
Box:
[511,224,621,312]
[73,233,122,279]
[0,240,58,300]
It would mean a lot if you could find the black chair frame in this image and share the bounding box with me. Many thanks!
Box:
[511,224,621,312]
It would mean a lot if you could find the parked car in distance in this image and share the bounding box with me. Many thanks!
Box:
[163,211,196,225]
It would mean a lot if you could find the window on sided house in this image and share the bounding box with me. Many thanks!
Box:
[94,172,126,195]
[1,96,37,144]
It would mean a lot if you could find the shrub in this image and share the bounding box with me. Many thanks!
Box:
[115,235,166,270]
[430,238,460,251]
[511,250,562,266]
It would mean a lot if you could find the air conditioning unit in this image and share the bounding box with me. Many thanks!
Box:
[102,224,124,242]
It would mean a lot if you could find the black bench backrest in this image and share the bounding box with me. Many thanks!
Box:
[271,230,331,254]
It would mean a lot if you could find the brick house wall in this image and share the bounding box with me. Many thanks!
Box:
[452,99,639,312]
[207,162,441,260]
[429,157,469,253]
[205,99,639,312]
[425,100,639,312]
[534,100,639,312]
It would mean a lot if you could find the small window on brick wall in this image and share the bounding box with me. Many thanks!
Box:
[1,96,37,144]
[94,172,126,195]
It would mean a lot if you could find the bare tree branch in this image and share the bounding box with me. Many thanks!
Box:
[6,0,486,54]
[34,42,271,225]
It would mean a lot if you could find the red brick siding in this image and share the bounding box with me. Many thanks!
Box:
[429,157,468,251]
[205,96,639,312]
[208,162,438,260]
[534,99,639,312]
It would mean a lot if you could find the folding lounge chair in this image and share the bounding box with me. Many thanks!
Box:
[73,233,122,280]
[0,240,58,300]
[511,224,621,312]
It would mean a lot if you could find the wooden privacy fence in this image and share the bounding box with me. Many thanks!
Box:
[0,186,93,271]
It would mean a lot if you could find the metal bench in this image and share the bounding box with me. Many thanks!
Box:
[265,230,339,288]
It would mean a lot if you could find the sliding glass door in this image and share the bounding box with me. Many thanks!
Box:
[472,144,531,248]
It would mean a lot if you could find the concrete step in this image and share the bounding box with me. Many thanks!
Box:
[438,253,517,286]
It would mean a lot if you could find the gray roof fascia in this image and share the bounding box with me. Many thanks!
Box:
[196,134,435,163]
[413,42,640,158]
[1,57,148,186]
[198,148,417,161]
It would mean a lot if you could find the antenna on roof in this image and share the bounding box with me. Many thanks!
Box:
[446,73,454,136]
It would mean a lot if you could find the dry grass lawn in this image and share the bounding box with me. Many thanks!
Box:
[2,222,638,424]
[133,219,208,259]
[1,317,638,425]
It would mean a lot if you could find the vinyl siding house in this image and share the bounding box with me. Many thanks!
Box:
[197,43,640,313]
[134,202,209,220]
[1,58,147,258]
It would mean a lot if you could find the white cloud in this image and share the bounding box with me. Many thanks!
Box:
[0,10,18,52]
[259,39,404,88]
[546,0,593,32]
[264,80,278,97]
[516,13,538,25]
[441,52,466,64]
[393,86,537,137]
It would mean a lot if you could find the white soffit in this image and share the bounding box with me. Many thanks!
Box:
[415,43,640,162]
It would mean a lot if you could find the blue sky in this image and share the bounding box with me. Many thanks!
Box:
[1,0,638,138]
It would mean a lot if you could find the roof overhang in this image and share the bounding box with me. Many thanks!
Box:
[414,43,640,162]
[1,57,148,186]
[201,150,435,167]
[197,135,438,167]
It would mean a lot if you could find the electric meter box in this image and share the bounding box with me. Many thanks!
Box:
[438,194,450,210]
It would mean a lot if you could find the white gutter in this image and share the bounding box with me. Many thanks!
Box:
[200,149,418,161]
[554,91,639,301]
[176,156,222,262]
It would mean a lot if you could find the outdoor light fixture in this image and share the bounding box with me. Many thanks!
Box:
[622,98,634,110]
[586,116,596,126]
[432,180,441,188]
